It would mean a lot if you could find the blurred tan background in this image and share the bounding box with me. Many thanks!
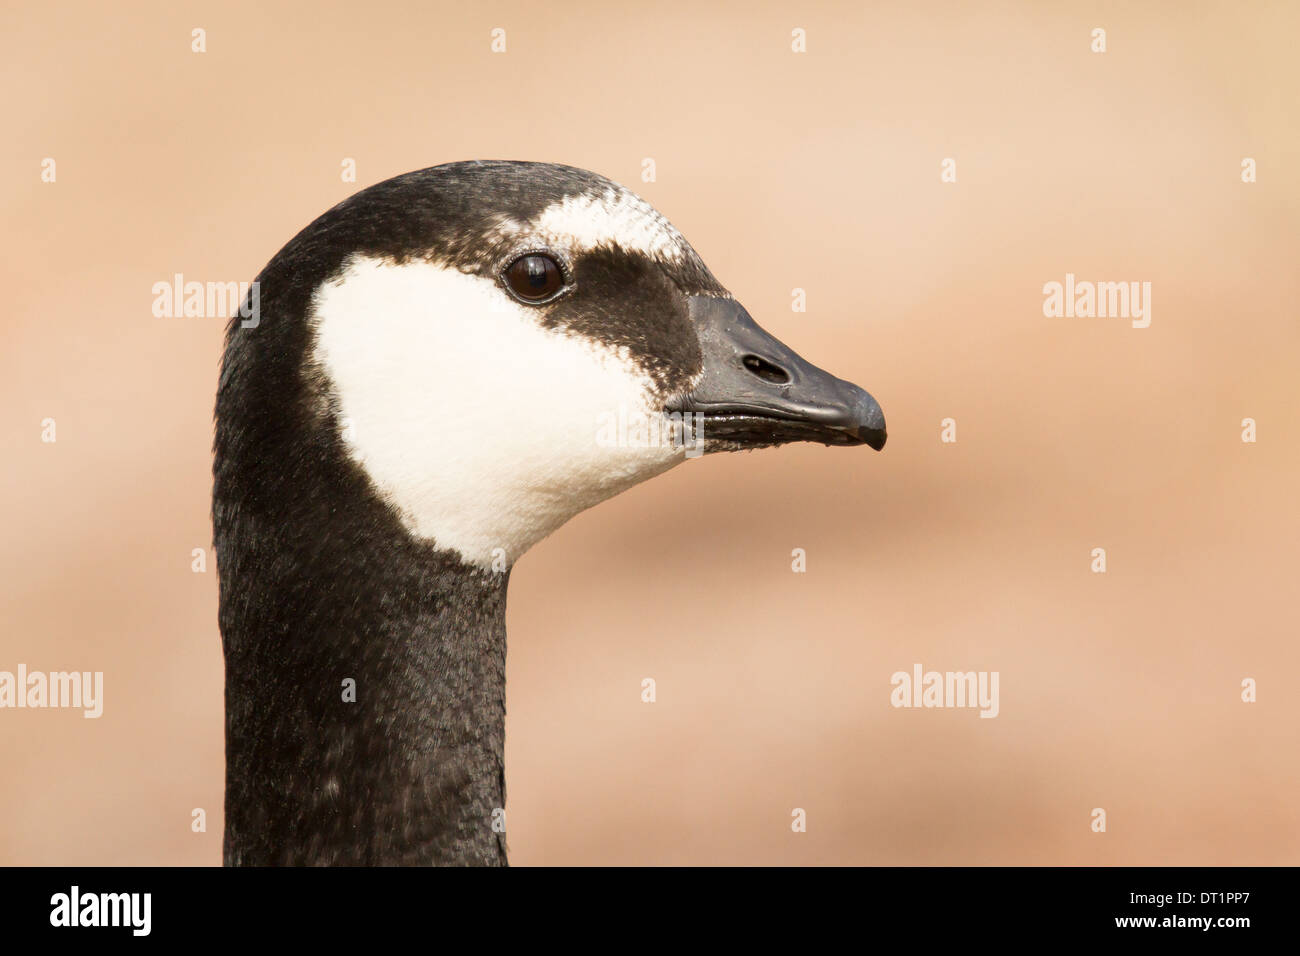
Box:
[3,0,1298,865]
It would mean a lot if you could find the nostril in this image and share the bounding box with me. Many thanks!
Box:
[742,354,790,385]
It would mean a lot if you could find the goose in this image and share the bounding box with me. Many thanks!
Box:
[213,160,886,865]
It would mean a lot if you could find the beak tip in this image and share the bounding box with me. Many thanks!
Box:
[849,389,886,450]
[859,427,887,451]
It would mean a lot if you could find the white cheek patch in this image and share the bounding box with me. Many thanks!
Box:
[310,255,686,568]
[496,187,688,263]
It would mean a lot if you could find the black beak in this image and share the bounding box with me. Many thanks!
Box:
[665,296,886,451]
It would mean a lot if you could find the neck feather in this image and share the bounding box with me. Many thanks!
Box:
[215,309,511,865]
[219,514,511,865]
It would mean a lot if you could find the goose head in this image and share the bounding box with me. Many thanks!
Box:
[215,160,885,865]
[305,161,885,569]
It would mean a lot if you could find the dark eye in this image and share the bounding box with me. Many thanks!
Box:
[503,253,565,303]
